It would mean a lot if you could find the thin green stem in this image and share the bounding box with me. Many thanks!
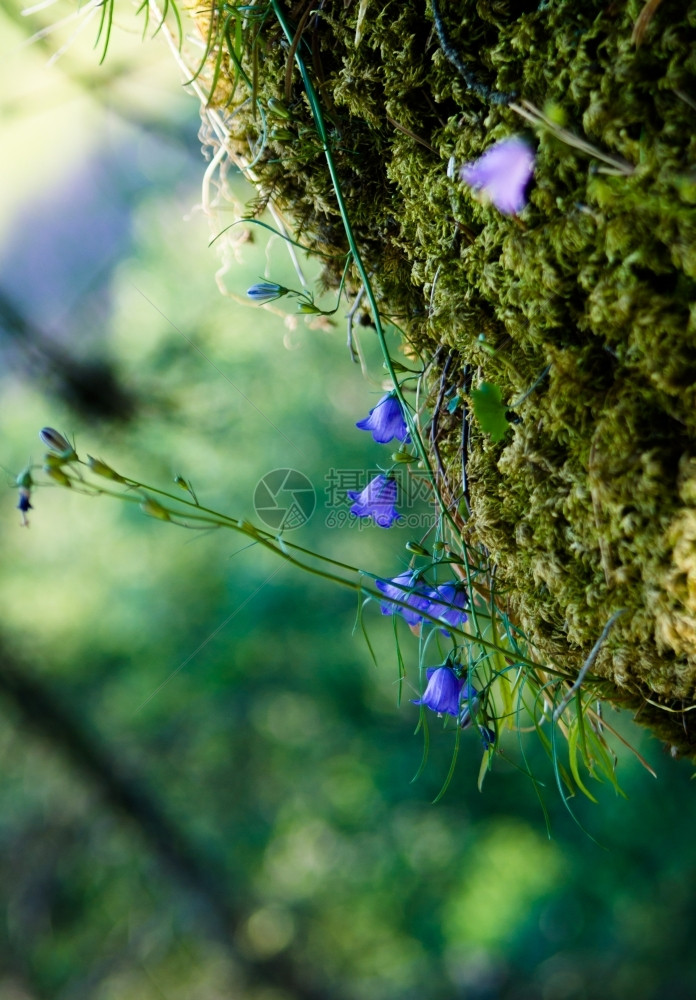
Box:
[269,2,454,524]
[41,465,566,674]
[269,1,482,643]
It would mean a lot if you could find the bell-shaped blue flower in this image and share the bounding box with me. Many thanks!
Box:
[375,570,430,626]
[348,474,400,528]
[459,136,535,215]
[425,583,468,635]
[412,668,477,718]
[356,393,410,444]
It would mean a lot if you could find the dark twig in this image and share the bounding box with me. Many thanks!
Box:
[430,350,454,484]
[553,610,627,723]
[430,0,513,106]
[460,364,472,514]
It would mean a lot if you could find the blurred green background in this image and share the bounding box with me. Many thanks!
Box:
[2,3,696,999]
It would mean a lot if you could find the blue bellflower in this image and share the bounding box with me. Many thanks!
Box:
[348,474,400,528]
[425,583,468,635]
[375,570,430,626]
[413,669,478,718]
[356,393,410,444]
[459,136,535,215]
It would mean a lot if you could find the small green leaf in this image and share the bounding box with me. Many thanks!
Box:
[478,746,493,792]
[568,721,598,803]
[469,382,510,442]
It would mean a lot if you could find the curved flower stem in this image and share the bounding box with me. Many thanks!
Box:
[269,4,448,513]
[54,463,499,655]
[269,0,482,636]
[247,529,567,674]
[41,460,565,676]
[84,470,367,577]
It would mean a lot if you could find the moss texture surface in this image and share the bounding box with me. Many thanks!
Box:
[209,0,696,752]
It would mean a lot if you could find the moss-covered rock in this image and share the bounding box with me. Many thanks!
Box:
[205,0,696,752]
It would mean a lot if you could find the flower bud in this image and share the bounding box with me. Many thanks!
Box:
[405,541,430,556]
[267,97,291,119]
[246,282,286,304]
[39,428,77,461]
[269,127,294,141]
[391,449,415,463]
[87,455,127,483]
[140,497,171,521]
[174,475,198,503]
[15,467,33,490]
[44,465,72,487]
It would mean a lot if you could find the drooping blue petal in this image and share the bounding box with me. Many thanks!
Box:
[356,393,410,444]
[375,570,430,626]
[412,667,466,717]
[459,136,535,215]
[425,583,468,635]
[348,474,400,528]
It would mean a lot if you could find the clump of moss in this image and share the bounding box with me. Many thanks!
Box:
[203,0,696,752]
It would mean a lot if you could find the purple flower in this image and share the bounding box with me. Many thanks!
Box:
[348,474,400,528]
[459,136,535,215]
[425,583,468,635]
[412,667,463,716]
[375,570,430,626]
[412,669,478,718]
[356,393,410,444]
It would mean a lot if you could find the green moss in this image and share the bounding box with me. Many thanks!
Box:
[206,0,696,752]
